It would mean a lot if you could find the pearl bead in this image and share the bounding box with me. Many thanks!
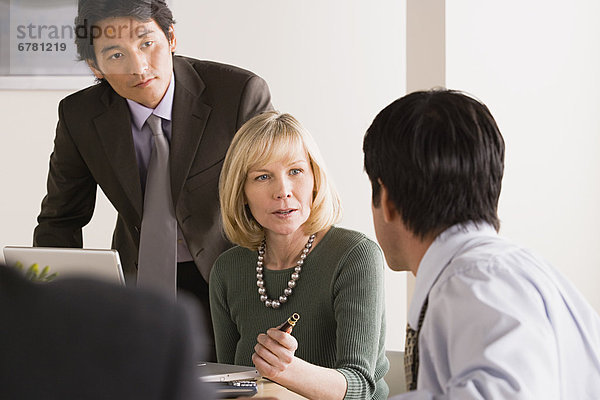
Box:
[256,234,315,308]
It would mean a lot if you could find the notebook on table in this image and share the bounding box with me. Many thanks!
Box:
[2,246,125,285]
[197,362,260,382]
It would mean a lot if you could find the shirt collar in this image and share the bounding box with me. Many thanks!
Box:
[408,221,498,329]
[126,72,175,129]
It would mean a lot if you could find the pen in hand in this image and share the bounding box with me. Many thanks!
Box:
[277,312,300,334]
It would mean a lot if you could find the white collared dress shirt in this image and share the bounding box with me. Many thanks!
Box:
[392,222,600,399]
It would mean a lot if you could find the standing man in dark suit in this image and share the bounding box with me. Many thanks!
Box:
[33,0,273,357]
[0,264,213,400]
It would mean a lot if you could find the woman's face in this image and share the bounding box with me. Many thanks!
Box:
[244,145,314,239]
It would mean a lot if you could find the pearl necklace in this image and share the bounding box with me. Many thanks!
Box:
[256,234,316,308]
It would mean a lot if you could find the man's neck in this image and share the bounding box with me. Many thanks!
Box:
[408,234,435,276]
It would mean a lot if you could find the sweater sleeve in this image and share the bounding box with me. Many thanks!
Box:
[332,238,388,399]
[209,257,240,364]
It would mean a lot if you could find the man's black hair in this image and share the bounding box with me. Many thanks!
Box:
[74,0,175,65]
[363,89,505,238]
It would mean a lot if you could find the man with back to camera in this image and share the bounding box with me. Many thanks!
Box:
[363,89,600,398]
[33,0,273,359]
[0,263,214,400]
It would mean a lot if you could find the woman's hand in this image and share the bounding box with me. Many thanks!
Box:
[252,327,298,380]
[252,326,346,400]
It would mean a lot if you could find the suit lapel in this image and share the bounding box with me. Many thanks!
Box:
[170,57,212,206]
[94,89,143,222]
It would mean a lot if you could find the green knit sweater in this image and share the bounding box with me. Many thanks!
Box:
[209,227,389,399]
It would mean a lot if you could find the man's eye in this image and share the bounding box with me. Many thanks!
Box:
[142,41,154,48]
[109,53,123,60]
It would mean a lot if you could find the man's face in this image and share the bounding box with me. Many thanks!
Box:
[88,17,176,108]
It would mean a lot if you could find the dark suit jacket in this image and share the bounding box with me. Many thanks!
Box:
[34,56,273,283]
[0,264,213,400]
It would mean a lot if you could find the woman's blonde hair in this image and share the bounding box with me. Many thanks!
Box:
[219,111,342,249]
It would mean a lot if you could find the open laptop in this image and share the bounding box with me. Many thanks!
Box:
[197,362,260,382]
[3,246,125,285]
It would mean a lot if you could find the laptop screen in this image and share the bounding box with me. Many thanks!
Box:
[3,246,125,285]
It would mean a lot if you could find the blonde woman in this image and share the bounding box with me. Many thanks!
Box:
[210,111,388,400]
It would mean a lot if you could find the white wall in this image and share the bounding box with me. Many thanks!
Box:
[0,0,408,350]
[0,89,118,251]
[447,0,600,312]
[1,90,68,247]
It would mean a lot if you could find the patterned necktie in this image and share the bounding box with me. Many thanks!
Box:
[404,298,429,391]
[136,114,177,299]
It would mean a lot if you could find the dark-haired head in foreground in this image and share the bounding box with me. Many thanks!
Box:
[0,264,213,399]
